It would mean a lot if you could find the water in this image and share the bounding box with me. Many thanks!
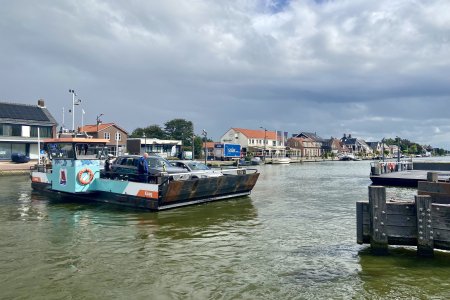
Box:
[1,161,450,299]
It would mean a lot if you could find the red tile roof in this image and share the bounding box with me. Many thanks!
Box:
[202,142,216,148]
[233,128,277,139]
[79,123,128,134]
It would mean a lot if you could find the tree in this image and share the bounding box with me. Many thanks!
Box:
[130,125,166,139]
[193,136,203,159]
[164,119,193,146]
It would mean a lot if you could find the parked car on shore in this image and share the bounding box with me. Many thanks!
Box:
[170,160,223,179]
[108,155,189,182]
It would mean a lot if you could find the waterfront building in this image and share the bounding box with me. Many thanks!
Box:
[367,141,383,156]
[127,137,182,158]
[292,132,324,157]
[220,128,287,158]
[0,100,57,160]
[322,137,349,156]
[341,134,373,156]
[79,123,128,156]
[286,137,322,158]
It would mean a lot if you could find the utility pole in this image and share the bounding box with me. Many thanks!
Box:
[260,127,267,161]
[202,129,207,165]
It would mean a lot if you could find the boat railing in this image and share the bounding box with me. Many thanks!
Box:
[30,163,52,174]
[370,160,413,175]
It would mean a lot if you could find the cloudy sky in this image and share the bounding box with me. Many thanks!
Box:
[1,0,450,148]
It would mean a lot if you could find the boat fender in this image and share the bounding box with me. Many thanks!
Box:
[388,163,394,171]
[78,168,94,185]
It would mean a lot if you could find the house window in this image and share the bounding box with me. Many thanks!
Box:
[115,132,121,141]
[104,132,111,140]
[30,126,52,138]
[0,124,22,136]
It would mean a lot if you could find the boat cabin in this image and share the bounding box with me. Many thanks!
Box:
[41,138,110,193]
[45,138,110,160]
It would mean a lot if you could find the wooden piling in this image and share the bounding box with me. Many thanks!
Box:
[369,186,388,255]
[415,195,434,257]
[427,172,438,183]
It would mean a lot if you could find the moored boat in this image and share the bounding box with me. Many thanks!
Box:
[272,157,291,164]
[30,137,259,211]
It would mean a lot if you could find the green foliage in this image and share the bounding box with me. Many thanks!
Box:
[383,137,424,155]
[164,119,194,146]
[130,125,166,139]
[193,136,203,159]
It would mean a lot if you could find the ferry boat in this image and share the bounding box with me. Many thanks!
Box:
[30,137,260,211]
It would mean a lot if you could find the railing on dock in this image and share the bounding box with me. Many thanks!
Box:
[357,172,450,257]
[370,160,413,175]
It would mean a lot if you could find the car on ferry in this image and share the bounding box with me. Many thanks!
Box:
[170,160,223,179]
[109,154,189,182]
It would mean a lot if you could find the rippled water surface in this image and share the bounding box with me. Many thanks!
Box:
[2,160,450,299]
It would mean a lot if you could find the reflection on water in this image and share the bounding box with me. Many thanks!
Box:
[1,160,450,299]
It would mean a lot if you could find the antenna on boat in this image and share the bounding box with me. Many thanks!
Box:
[69,89,82,133]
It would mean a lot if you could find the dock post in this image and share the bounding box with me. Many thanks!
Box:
[368,186,388,255]
[427,172,438,183]
[356,201,364,244]
[415,195,434,257]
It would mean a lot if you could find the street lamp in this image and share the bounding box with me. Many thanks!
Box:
[396,136,401,163]
[202,129,207,165]
[381,138,385,162]
[260,127,267,161]
[96,113,104,133]
[143,132,147,154]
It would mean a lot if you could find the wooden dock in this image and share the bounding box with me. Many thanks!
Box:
[370,161,450,187]
[357,172,450,257]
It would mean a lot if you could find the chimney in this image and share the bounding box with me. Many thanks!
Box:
[37,99,45,108]
[343,133,347,139]
[348,134,352,138]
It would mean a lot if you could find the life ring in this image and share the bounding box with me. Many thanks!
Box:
[78,168,94,185]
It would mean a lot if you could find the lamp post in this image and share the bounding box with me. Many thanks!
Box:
[96,113,103,134]
[382,138,385,162]
[202,129,207,165]
[396,136,401,163]
[260,127,267,161]
[143,132,147,154]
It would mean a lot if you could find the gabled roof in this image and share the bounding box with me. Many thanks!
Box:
[233,128,277,140]
[80,123,128,134]
[0,101,57,126]
[294,132,324,142]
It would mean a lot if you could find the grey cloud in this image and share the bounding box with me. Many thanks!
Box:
[1,0,450,148]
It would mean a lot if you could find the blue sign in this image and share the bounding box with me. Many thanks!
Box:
[214,143,224,149]
[224,144,241,157]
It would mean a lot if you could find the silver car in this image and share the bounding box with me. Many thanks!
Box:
[171,160,223,179]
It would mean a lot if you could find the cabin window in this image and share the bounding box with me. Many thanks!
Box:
[47,143,74,159]
[75,143,108,159]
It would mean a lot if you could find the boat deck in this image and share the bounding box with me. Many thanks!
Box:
[370,170,450,187]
